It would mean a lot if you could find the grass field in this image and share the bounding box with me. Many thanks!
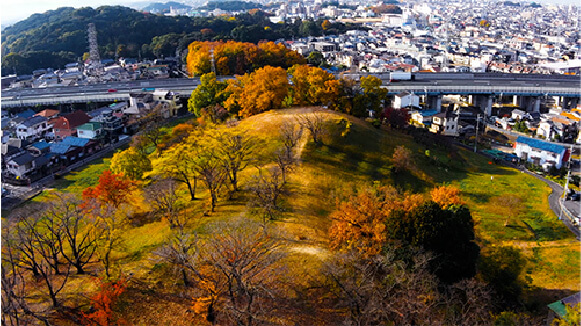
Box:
[11,108,579,323]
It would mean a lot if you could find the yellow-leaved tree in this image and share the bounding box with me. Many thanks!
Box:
[110,146,152,181]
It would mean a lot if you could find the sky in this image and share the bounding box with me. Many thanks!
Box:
[1,0,149,27]
[1,0,579,28]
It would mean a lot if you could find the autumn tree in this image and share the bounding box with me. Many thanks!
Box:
[392,145,413,172]
[288,65,340,107]
[382,107,410,129]
[82,170,135,209]
[188,72,229,117]
[147,137,200,201]
[224,65,289,118]
[431,184,464,209]
[352,76,387,117]
[82,277,127,326]
[155,229,200,288]
[137,103,166,153]
[279,121,303,163]
[443,278,493,325]
[1,230,52,325]
[110,146,152,181]
[46,193,98,275]
[329,185,424,256]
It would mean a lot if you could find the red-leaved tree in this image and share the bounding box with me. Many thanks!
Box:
[82,170,135,209]
[83,277,127,326]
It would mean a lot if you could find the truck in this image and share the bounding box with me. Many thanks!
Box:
[389,72,412,81]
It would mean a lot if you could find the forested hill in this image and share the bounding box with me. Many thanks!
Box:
[1,6,355,76]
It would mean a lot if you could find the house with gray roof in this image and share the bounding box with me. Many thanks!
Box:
[16,115,49,142]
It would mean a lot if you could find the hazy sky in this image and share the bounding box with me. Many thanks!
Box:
[1,0,148,26]
[1,0,578,28]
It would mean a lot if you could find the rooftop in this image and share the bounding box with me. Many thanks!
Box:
[516,136,565,154]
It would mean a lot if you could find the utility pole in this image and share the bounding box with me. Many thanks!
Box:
[474,114,481,152]
[559,145,574,221]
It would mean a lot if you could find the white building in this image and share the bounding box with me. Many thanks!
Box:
[16,116,49,141]
[393,92,420,109]
[514,136,568,169]
[77,122,104,140]
[430,112,458,136]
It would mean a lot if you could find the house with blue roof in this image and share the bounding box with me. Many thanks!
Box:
[514,136,569,169]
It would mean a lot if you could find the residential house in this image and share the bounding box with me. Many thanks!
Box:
[61,136,101,156]
[89,105,125,138]
[513,136,569,169]
[410,109,438,128]
[53,110,91,139]
[16,116,49,141]
[429,110,458,136]
[547,292,580,325]
[393,92,420,109]
[152,90,183,118]
[77,122,104,140]
[27,140,51,157]
[35,109,60,119]
[5,151,49,180]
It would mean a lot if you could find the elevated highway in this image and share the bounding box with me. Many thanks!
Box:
[1,73,579,110]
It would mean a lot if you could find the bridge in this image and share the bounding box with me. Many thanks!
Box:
[1,73,579,114]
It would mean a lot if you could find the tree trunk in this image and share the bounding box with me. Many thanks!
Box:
[75,262,85,275]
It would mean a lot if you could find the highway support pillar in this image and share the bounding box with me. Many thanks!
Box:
[518,95,541,113]
[474,94,493,117]
[562,97,579,110]
[427,94,442,112]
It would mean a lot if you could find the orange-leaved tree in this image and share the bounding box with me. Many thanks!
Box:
[82,277,127,326]
[329,186,424,256]
[224,65,289,118]
[82,170,135,209]
[430,185,464,209]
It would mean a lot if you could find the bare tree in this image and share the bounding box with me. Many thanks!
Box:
[202,221,286,326]
[248,166,286,224]
[194,150,228,212]
[2,234,52,326]
[279,121,303,162]
[155,229,200,288]
[443,278,493,326]
[45,193,98,275]
[84,201,128,279]
[137,103,166,153]
[213,128,258,193]
[321,248,440,326]
[296,110,326,145]
[10,206,71,308]
[145,177,184,228]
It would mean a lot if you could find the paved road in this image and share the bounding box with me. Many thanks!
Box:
[520,167,580,240]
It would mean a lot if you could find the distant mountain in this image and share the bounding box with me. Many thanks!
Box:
[1,5,354,76]
[141,1,192,12]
